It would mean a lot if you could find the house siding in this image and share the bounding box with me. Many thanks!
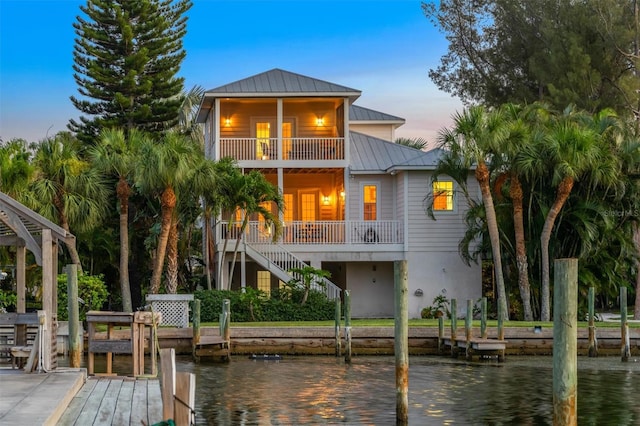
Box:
[347,175,395,220]
[349,123,395,141]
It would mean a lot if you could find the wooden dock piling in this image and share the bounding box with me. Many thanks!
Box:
[621,287,630,362]
[588,287,598,357]
[552,258,578,425]
[334,298,341,357]
[344,290,352,363]
[394,260,409,424]
[66,264,81,368]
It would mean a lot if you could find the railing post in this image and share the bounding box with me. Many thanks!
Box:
[480,297,487,339]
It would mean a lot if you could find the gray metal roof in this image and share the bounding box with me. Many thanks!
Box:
[197,69,362,123]
[349,132,443,173]
[349,105,405,123]
[205,68,361,97]
[0,192,74,265]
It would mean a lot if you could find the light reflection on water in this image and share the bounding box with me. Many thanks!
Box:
[174,355,640,425]
[60,354,640,425]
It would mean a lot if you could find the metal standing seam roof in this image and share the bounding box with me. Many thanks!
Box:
[349,105,405,124]
[197,69,362,123]
[349,131,444,173]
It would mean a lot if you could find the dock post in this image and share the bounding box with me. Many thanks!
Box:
[450,299,457,358]
[66,264,81,368]
[621,287,630,362]
[222,298,231,352]
[335,297,341,357]
[480,297,487,339]
[160,347,176,422]
[588,287,597,357]
[394,260,409,424]
[344,290,352,363]
[465,299,473,361]
[193,299,201,361]
[437,316,444,354]
[552,258,578,425]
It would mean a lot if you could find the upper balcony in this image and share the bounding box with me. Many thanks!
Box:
[209,97,349,166]
[220,137,345,162]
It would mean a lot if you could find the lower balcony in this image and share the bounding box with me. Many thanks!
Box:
[219,220,404,245]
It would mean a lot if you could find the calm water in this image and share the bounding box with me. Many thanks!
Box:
[60,354,640,425]
[176,355,640,426]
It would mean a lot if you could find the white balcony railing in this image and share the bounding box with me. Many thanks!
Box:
[220,220,404,245]
[219,138,344,161]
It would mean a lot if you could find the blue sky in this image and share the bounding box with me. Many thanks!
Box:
[0,0,462,145]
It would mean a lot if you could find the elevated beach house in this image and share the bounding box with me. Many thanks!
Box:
[196,69,480,318]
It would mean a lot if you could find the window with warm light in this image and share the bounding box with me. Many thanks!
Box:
[256,122,271,159]
[363,185,377,220]
[433,181,454,211]
[257,271,271,297]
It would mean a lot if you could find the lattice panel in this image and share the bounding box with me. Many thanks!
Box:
[149,300,190,328]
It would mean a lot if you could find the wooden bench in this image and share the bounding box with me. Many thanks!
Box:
[0,312,40,369]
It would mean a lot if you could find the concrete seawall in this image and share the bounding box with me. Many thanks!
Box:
[145,326,640,357]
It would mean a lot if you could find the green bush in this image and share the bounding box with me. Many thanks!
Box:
[194,287,335,322]
[0,289,17,313]
[57,273,108,321]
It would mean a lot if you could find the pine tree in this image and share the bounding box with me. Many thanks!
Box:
[69,0,192,142]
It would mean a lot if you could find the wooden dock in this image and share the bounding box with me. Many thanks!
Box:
[440,336,507,361]
[56,377,163,426]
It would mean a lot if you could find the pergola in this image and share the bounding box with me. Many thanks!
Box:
[0,192,76,370]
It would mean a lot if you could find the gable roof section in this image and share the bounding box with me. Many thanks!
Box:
[0,192,74,265]
[206,68,361,97]
[349,105,405,125]
[197,69,362,122]
[349,132,443,174]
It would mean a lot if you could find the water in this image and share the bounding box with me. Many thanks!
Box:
[175,355,640,425]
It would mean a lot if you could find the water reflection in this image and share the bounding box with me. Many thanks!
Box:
[176,355,640,426]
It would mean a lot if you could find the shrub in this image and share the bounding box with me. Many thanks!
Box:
[193,287,335,322]
[57,273,108,321]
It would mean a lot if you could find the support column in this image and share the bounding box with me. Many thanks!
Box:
[16,244,26,314]
[41,229,54,371]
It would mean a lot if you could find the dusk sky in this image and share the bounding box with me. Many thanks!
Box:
[0,0,463,145]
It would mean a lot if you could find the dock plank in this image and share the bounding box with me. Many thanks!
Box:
[129,379,149,425]
[147,379,164,425]
[57,379,98,425]
[73,378,110,425]
[111,380,134,426]
[93,379,122,425]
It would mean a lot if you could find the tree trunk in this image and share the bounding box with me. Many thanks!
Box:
[510,175,533,320]
[476,161,508,320]
[540,176,574,321]
[149,187,176,294]
[227,215,248,289]
[117,177,132,312]
[217,215,235,290]
[165,215,179,294]
[634,223,640,320]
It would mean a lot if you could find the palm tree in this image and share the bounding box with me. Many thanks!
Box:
[287,265,331,305]
[30,132,109,269]
[134,131,201,294]
[89,128,147,311]
[0,138,35,200]
[437,106,510,320]
[537,107,619,320]
[395,137,428,150]
[226,171,284,287]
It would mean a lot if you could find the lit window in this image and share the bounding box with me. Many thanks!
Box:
[433,181,454,211]
[257,271,271,297]
[363,185,377,220]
